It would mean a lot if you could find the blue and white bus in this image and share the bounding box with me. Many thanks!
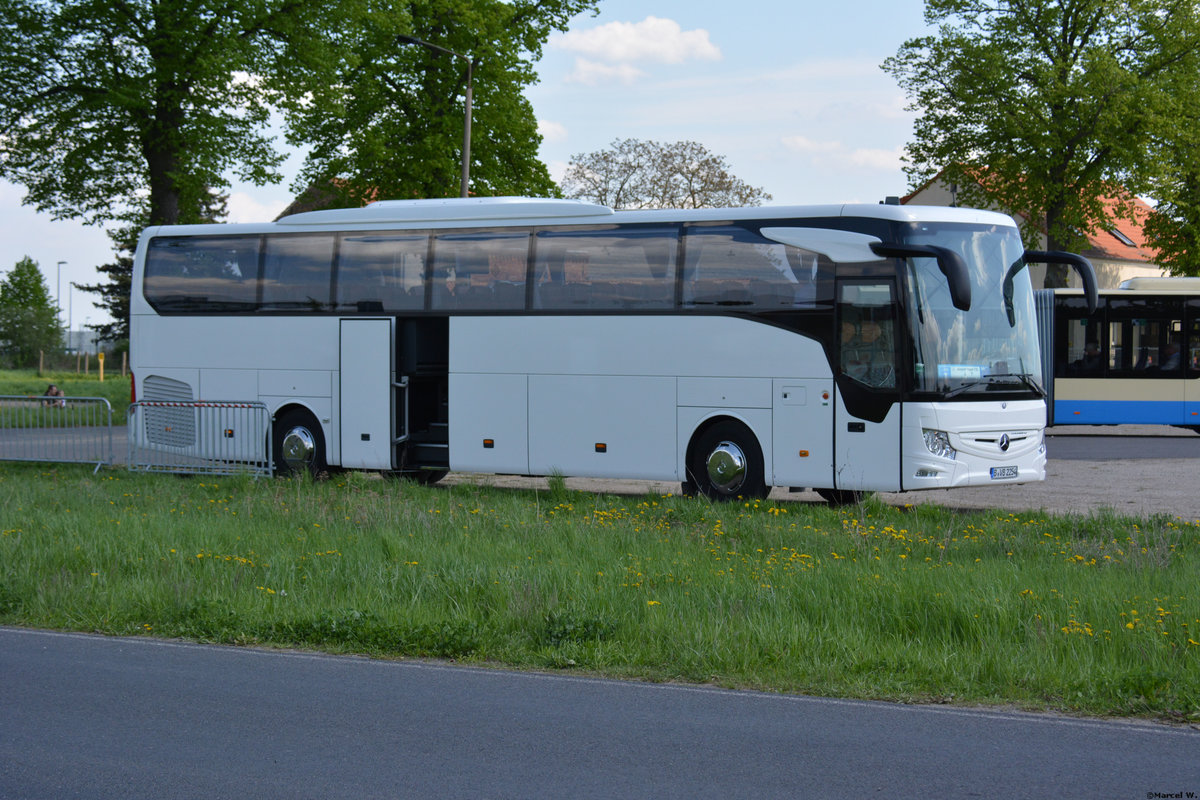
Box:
[130,197,1096,501]
[1037,277,1200,432]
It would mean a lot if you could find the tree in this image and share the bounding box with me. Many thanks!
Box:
[76,193,229,344]
[74,230,136,346]
[1142,111,1200,276]
[562,138,772,210]
[279,0,598,206]
[1143,173,1200,277]
[0,257,61,368]
[883,0,1200,285]
[0,0,348,228]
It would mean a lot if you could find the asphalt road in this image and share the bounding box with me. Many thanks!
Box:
[2,628,1198,800]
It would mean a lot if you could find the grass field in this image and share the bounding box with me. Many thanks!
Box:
[1,461,1196,721]
[0,369,131,424]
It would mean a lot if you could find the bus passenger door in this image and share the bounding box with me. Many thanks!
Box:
[833,280,902,492]
[339,318,394,469]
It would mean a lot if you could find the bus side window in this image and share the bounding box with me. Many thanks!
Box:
[1107,321,1122,371]
[144,235,260,313]
[682,224,824,309]
[533,226,678,310]
[429,231,528,311]
[261,234,335,312]
[432,231,530,311]
[838,282,897,389]
[1061,307,1103,377]
[1189,313,1200,374]
[1104,297,1189,376]
[336,233,427,312]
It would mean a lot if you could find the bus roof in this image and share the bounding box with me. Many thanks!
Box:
[1117,276,1200,292]
[144,196,1018,236]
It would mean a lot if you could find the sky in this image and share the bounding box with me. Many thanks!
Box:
[0,0,933,327]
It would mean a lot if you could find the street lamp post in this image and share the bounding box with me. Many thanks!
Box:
[396,34,474,198]
[55,261,66,329]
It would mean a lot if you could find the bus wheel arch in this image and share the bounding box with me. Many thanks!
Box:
[272,405,328,477]
[685,416,769,501]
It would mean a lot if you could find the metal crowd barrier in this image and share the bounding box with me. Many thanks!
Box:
[0,395,114,472]
[128,400,273,477]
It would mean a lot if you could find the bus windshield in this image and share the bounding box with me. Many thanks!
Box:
[901,223,1042,396]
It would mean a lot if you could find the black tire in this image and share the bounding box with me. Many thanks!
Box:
[687,420,769,501]
[816,488,865,506]
[273,409,327,477]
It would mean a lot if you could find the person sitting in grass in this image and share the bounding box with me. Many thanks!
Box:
[42,384,65,408]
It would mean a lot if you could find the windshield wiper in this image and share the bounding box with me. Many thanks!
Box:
[989,372,1045,396]
[943,379,988,399]
[945,373,1044,399]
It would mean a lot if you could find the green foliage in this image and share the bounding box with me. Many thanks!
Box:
[562,138,773,210]
[0,258,61,367]
[1,465,1198,719]
[73,228,135,343]
[0,0,346,226]
[279,0,599,206]
[1143,141,1200,277]
[883,0,1200,281]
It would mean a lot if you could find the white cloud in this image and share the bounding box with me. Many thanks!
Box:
[226,191,289,224]
[545,159,571,183]
[780,136,843,155]
[846,146,906,171]
[552,16,721,65]
[537,120,569,143]
[564,59,646,86]
[782,137,904,172]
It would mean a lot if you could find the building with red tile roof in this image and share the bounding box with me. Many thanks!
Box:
[900,172,1165,289]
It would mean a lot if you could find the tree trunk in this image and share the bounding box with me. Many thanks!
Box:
[1042,202,1071,288]
[144,133,182,226]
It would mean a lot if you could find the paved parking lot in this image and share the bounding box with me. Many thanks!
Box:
[447,426,1200,522]
[7,424,1196,521]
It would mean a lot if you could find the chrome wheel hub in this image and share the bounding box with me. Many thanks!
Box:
[706,441,747,493]
[281,427,316,471]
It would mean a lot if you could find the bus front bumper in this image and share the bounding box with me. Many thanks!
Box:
[902,401,1047,490]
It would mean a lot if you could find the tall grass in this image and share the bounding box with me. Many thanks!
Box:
[0,462,1196,719]
[0,369,131,424]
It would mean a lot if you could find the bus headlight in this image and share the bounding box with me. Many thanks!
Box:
[923,429,956,460]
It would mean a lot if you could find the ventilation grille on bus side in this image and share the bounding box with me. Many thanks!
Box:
[142,375,196,448]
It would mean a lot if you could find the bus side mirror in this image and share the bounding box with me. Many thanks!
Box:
[1023,251,1098,313]
[870,242,972,311]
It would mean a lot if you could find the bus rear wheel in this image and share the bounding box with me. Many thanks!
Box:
[687,420,769,501]
[273,409,327,477]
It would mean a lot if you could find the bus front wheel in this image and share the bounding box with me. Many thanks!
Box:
[687,420,769,501]
[273,409,327,477]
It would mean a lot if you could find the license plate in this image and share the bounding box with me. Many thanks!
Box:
[990,466,1018,480]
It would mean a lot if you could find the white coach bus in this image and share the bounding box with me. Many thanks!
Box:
[129,197,1096,502]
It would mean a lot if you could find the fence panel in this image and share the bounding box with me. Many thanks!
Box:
[128,401,272,477]
[0,395,114,472]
